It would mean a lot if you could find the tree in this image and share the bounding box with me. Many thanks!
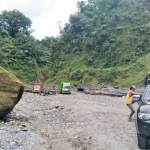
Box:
[77,1,86,13]
[0,10,32,37]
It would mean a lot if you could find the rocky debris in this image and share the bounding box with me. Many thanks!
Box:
[0,124,46,150]
[83,85,145,97]
[90,90,126,97]
[79,84,125,97]
[24,84,32,92]
[84,85,126,97]
[55,106,65,111]
[84,89,90,94]
[68,135,92,149]
[0,66,24,118]
[0,87,145,150]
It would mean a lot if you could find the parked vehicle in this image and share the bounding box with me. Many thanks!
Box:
[77,83,85,91]
[58,82,71,94]
[135,85,150,149]
[32,84,44,93]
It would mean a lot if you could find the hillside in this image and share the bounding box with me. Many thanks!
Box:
[0,0,150,86]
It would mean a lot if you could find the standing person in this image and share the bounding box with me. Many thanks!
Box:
[126,85,142,122]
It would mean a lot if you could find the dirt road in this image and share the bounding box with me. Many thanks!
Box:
[0,87,143,150]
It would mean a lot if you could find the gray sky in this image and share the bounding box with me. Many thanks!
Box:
[0,0,86,40]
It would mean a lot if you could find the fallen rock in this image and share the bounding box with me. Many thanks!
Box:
[0,67,24,118]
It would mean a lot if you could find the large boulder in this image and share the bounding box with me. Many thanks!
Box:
[0,67,24,118]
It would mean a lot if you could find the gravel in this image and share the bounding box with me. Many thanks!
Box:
[0,86,145,150]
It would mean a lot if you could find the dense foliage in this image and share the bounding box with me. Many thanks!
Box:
[0,0,150,86]
[0,10,32,37]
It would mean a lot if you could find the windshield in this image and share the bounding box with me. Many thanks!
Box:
[33,85,40,90]
[63,85,71,89]
[142,86,150,102]
[78,84,84,87]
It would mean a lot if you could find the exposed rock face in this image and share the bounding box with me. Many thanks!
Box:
[0,67,24,118]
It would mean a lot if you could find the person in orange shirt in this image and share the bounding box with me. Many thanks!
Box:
[126,85,142,122]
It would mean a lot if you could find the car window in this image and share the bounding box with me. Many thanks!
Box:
[143,86,150,102]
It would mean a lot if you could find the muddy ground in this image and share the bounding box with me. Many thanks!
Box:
[0,86,145,150]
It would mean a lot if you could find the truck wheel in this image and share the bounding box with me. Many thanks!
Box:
[137,134,149,149]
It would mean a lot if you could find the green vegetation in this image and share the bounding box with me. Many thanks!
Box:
[0,0,150,86]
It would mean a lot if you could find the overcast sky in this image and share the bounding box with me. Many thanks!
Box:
[0,0,86,40]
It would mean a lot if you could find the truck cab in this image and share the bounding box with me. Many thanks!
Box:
[32,84,44,93]
[58,82,71,94]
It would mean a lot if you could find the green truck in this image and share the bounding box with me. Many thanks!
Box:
[58,82,71,94]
